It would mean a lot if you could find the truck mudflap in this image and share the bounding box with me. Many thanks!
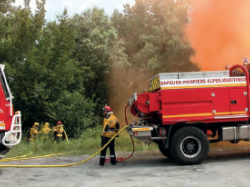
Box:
[2,111,22,148]
[127,125,154,144]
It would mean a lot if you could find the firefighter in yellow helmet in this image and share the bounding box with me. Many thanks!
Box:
[231,58,250,76]
[29,122,39,141]
[53,121,68,142]
[41,122,52,141]
[243,57,250,75]
[99,105,120,166]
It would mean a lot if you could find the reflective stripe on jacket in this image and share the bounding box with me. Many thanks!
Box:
[56,133,63,137]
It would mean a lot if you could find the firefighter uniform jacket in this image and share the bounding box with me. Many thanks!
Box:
[30,127,38,140]
[53,125,65,138]
[101,112,120,138]
[42,123,52,139]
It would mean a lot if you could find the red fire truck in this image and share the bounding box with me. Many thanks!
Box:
[0,64,21,158]
[128,64,250,165]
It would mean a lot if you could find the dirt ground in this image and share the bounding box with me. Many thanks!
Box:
[1,142,250,187]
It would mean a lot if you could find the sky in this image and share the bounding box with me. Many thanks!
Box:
[14,0,135,21]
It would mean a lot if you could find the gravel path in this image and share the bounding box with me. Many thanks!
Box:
[1,141,250,187]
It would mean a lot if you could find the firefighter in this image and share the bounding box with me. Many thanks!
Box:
[243,57,249,66]
[99,105,120,166]
[41,122,52,141]
[29,122,39,141]
[231,57,250,76]
[53,121,68,142]
[243,57,250,75]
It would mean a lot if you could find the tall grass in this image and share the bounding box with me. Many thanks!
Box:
[6,128,158,158]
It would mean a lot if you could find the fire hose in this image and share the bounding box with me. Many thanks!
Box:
[0,153,64,163]
[0,125,129,167]
[0,153,32,161]
[0,104,135,168]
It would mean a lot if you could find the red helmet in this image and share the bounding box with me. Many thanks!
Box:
[103,105,112,112]
[57,121,62,124]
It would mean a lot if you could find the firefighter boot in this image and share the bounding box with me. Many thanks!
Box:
[99,157,105,166]
[111,156,116,165]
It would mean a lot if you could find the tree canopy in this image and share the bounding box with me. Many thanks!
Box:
[0,0,199,137]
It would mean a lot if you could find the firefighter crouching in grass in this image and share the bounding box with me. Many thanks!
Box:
[99,105,120,166]
[29,122,40,141]
[41,122,52,141]
[53,121,68,142]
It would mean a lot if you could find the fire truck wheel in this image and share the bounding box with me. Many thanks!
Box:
[170,126,209,165]
[0,132,9,158]
[158,143,172,158]
[230,140,239,144]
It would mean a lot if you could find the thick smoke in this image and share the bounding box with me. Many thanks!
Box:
[108,68,154,127]
[186,0,250,70]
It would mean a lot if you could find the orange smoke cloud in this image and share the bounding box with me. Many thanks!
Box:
[108,68,154,127]
[186,0,250,70]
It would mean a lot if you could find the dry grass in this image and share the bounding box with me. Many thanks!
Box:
[6,128,158,158]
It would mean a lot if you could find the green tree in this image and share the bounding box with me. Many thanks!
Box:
[0,3,99,137]
[68,7,129,116]
[43,9,98,137]
[48,91,97,138]
[112,0,199,72]
[0,0,47,126]
[0,0,14,14]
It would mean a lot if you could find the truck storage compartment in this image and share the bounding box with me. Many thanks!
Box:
[161,88,213,123]
[128,126,153,144]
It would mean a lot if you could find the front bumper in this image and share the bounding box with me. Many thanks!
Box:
[2,111,22,147]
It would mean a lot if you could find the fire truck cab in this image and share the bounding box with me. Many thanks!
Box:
[128,64,250,165]
[0,64,21,158]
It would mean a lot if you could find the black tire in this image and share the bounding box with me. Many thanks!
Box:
[0,132,8,158]
[170,126,209,165]
[230,140,239,144]
[0,132,6,150]
[158,143,172,158]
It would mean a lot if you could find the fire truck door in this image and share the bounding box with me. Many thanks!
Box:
[213,89,230,115]
[229,89,248,115]
[0,69,12,131]
[0,72,8,130]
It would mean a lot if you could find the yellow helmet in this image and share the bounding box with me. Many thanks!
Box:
[34,122,39,126]
[44,122,50,128]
